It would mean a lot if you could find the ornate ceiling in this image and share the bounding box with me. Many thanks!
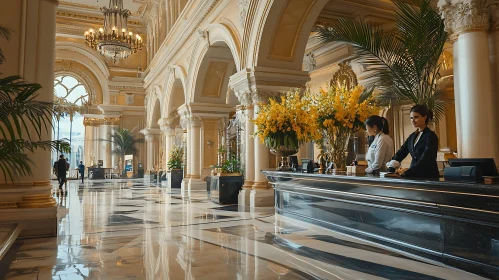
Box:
[59,0,148,16]
[57,0,148,38]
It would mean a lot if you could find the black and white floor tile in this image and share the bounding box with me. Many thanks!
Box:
[3,179,488,280]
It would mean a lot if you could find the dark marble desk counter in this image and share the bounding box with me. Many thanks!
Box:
[264,171,499,279]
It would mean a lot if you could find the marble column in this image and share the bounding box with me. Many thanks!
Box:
[141,128,161,172]
[188,117,205,194]
[236,91,254,206]
[250,92,274,207]
[104,118,120,169]
[439,0,499,162]
[83,120,95,167]
[0,0,59,237]
[158,118,175,170]
[180,116,190,195]
[100,124,111,168]
[145,135,154,171]
[229,67,310,208]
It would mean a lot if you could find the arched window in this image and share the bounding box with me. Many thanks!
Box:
[54,76,89,105]
[52,75,89,171]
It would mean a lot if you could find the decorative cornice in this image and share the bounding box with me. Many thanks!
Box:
[144,0,222,88]
[438,0,496,38]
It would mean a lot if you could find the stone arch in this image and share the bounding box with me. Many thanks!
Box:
[163,66,188,117]
[246,0,329,70]
[185,23,241,103]
[205,23,242,71]
[147,87,163,128]
[55,41,111,104]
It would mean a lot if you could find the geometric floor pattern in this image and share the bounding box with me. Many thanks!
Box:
[3,179,487,280]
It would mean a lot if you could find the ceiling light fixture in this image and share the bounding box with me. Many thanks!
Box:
[84,0,144,64]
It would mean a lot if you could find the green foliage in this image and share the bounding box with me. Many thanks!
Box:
[217,145,226,154]
[220,154,241,174]
[0,76,71,182]
[167,145,184,170]
[102,127,144,173]
[316,0,448,121]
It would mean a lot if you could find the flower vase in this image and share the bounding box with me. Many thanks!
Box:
[328,128,351,174]
[265,134,299,171]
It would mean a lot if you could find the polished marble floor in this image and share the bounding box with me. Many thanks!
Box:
[3,179,489,280]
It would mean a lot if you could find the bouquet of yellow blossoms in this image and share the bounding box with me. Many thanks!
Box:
[253,89,321,150]
[312,84,378,170]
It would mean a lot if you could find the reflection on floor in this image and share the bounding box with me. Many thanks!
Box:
[4,179,487,280]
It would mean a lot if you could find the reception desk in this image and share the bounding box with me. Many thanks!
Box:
[263,171,499,279]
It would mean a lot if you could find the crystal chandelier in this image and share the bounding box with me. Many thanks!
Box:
[84,0,143,64]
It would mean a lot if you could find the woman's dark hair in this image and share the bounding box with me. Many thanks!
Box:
[410,104,433,124]
[365,115,389,134]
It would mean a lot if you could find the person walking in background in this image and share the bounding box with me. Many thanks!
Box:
[78,161,85,184]
[65,158,70,188]
[56,155,67,191]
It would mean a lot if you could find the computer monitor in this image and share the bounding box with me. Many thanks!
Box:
[448,158,499,177]
[289,156,299,170]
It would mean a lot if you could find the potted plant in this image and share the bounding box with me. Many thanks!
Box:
[167,145,183,189]
[210,153,243,204]
[219,154,242,176]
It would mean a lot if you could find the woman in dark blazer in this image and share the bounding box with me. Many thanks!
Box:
[386,104,440,178]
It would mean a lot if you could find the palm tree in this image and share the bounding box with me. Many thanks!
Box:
[0,26,70,182]
[103,127,144,177]
[316,0,448,121]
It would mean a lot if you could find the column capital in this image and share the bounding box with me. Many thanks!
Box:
[140,128,161,141]
[104,117,120,126]
[157,117,176,133]
[189,116,203,128]
[438,0,496,38]
[83,117,104,127]
[235,90,253,107]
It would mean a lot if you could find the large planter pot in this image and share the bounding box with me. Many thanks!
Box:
[167,169,183,189]
[266,134,299,171]
[210,175,243,204]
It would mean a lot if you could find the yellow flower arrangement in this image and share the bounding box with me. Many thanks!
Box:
[311,84,378,171]
[253,89,321,150]
[314,84,377,131]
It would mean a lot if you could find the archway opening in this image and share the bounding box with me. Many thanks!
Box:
[52,75,89,173]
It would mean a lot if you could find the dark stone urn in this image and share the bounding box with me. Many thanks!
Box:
[167,169,183,189]
[210,174,243,204]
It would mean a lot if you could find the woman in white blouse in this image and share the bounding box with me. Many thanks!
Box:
[364,115,394,174]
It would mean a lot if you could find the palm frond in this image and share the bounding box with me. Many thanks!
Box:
[100,127,144,174]
[316,0,449,121]
[0,25,12,64]
[0,73,71,182]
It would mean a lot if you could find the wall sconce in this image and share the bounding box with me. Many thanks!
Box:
[206,140,213,149]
